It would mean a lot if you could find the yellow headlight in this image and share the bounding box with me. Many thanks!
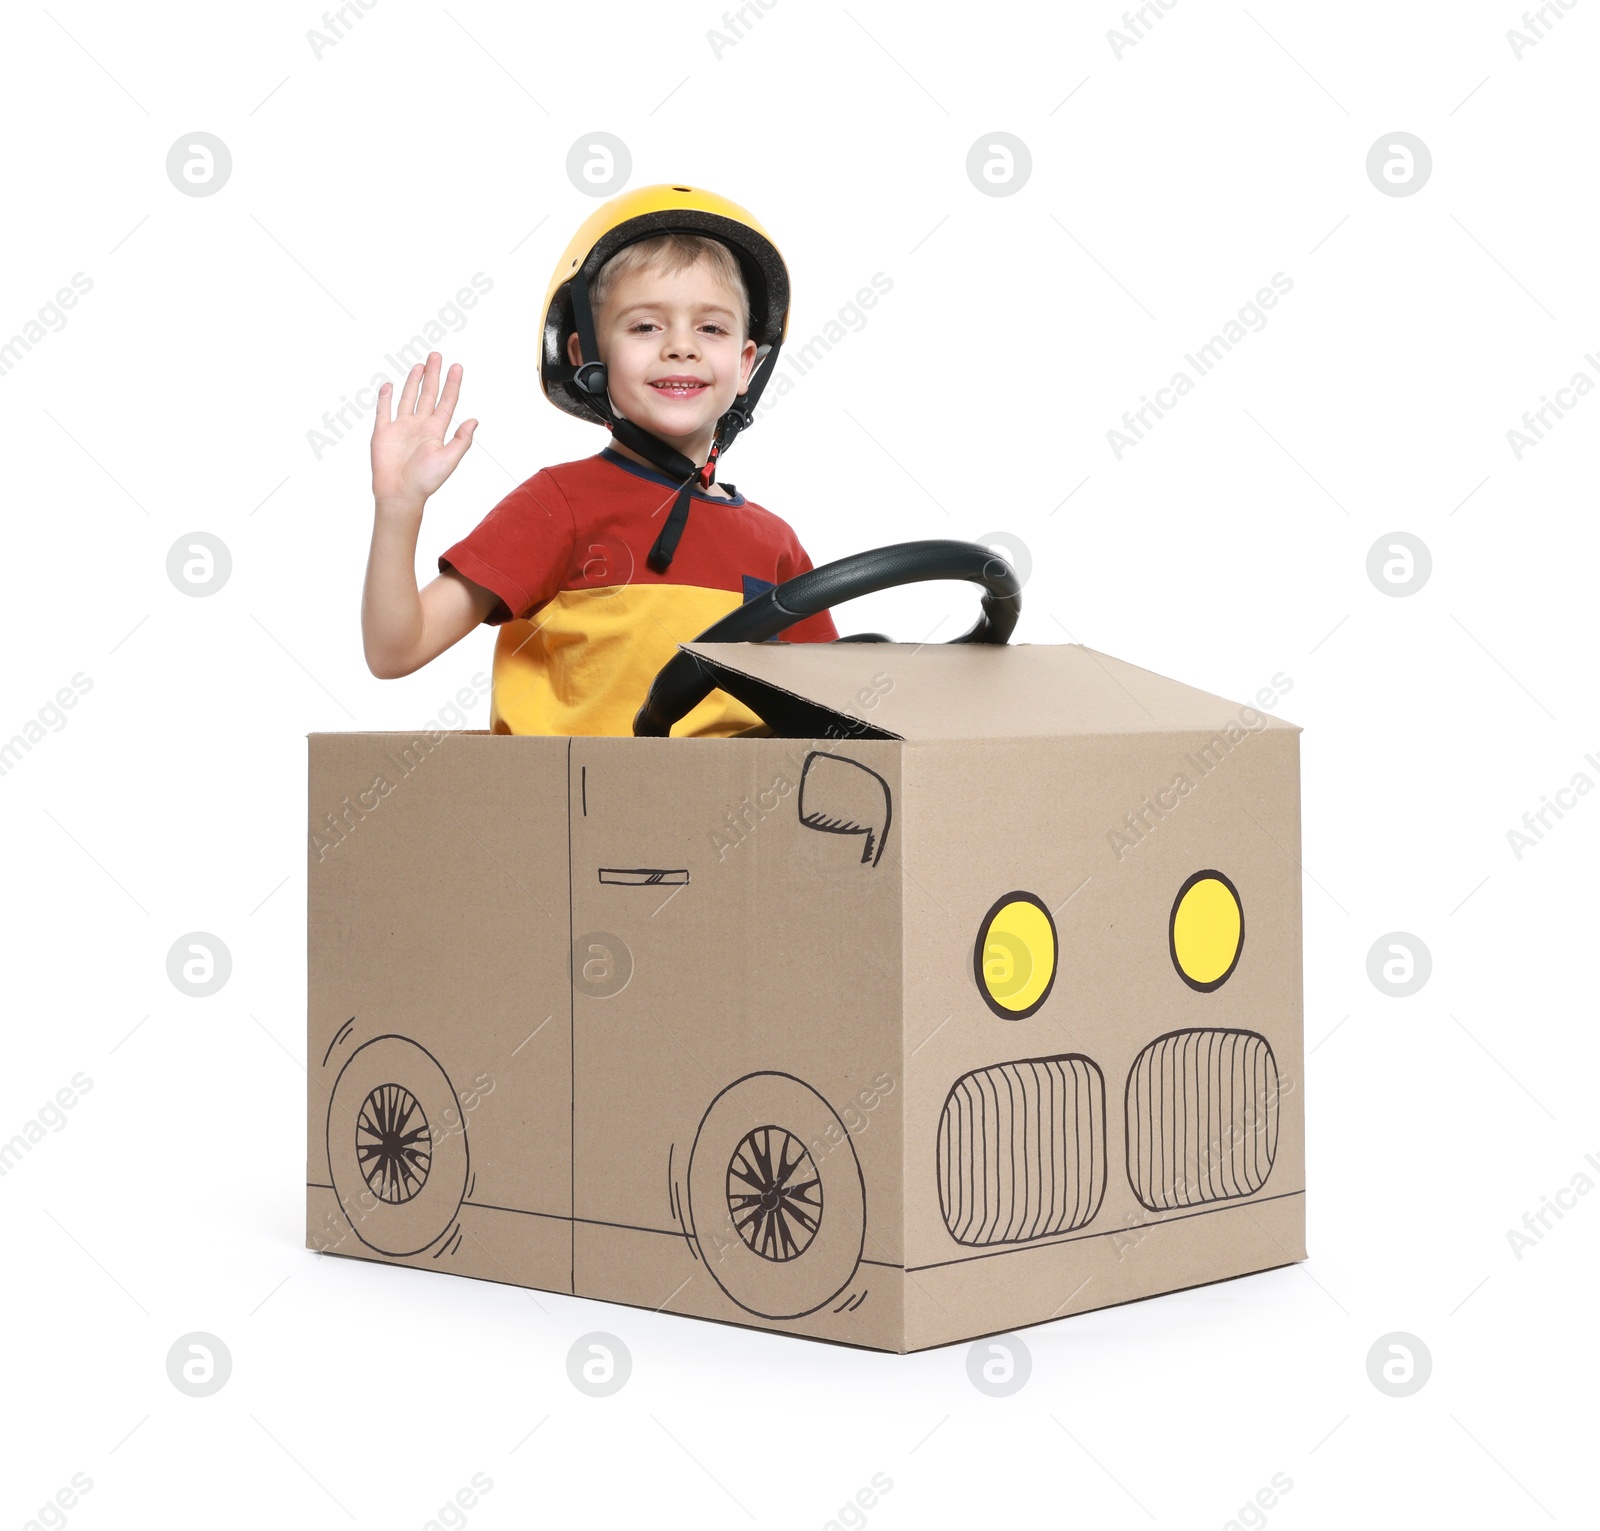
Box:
[974,892,1057,1019]
[1170,871,1244,991]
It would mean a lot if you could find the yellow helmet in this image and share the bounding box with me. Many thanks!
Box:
[539,183,790,434]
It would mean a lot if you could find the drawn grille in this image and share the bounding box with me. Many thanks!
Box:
[937,1055,1106,1245]
[1125,1029,1279,1211]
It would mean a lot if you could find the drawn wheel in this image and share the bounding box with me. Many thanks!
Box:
[688,1073,864,1320]
[327,1035,467,1257]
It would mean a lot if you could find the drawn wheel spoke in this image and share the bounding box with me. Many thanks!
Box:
[726,1126,823,1263]
[356,1083,432,1204]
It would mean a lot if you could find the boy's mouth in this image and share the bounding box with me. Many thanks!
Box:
[648,376,711,399]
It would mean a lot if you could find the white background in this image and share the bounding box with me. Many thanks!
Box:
[2,1,1595,1527]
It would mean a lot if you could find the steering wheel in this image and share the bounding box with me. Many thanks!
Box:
[633,538,1021,737]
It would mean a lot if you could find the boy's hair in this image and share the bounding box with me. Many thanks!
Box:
[589,233,750,340]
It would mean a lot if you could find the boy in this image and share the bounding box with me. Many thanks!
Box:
[361,184,838,737]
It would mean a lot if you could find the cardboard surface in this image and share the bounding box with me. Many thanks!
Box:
[683,640,1300,740]
[307,643,1305,1351]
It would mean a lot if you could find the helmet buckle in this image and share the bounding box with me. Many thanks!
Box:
[573,360,609,397]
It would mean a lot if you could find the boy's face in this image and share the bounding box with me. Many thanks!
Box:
[567,254,759,460]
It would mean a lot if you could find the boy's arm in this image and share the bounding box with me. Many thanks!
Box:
[362,508,498,679]
[362,351,490,679]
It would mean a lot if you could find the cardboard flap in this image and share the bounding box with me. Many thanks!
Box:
[684,641,1301,741]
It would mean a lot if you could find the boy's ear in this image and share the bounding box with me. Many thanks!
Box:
[736,337,759,395]
[566,330,583,366]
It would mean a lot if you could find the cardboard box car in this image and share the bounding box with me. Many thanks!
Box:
[306,640,1305,1353]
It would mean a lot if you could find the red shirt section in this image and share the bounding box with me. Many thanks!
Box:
[439,449,838,641]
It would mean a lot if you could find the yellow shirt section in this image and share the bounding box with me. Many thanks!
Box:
[489,583,766,738]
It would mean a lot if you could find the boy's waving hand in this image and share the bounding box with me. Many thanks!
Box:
[372,351,478,505]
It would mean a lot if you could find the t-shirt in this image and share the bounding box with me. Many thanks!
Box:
[438,447,839,737]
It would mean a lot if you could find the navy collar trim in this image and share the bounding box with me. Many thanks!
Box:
[599,446,746,506]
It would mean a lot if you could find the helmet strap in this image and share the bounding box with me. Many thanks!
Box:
[609,415,711,574]
[567,267,610,406]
